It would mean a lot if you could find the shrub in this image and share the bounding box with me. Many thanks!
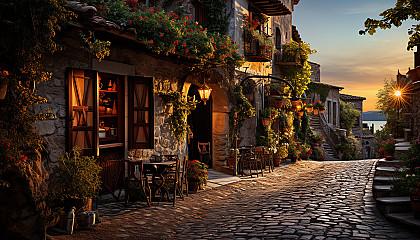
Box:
[376,137,395,158]
[187,160,208,187]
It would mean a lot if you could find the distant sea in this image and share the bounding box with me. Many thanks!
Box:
[363,120,386,134]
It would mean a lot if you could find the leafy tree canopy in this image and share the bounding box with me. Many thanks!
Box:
[359,0,420,50]
[340,100,361,134]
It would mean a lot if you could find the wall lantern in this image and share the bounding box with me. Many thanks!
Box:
[262,117,271,127]
[198,83,212,105]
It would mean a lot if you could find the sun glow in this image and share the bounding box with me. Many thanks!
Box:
[394,90,401,97]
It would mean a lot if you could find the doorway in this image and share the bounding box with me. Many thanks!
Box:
[187,84,213,167]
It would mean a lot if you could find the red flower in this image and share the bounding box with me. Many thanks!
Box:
[160,34,163,37]
[185,49,189,53]
[127,20,132,24]
[183,43,186,47]
[190,29,193,33]
[150,40,153,44]
[145,17,148,20]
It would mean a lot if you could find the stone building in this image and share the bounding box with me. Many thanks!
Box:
[19,0,304,196]
[339,93,366,139]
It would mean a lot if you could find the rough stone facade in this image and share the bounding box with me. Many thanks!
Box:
[308,61,320,83]
[323,86,341,128]
[411,83,420,139]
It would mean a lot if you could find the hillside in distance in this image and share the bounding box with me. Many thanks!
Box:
[363,111,387,121]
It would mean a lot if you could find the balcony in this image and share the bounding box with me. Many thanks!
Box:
[244,30,273,62]
[249,0,292,16]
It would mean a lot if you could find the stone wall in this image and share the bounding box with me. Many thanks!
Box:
[35,27,192,166]
[411,84,420,139]
[309,62,320,83]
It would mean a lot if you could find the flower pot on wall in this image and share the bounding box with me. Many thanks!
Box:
[313,109,319,115]
[306,107,313,113]
[320,109,325,114]
[273,157,281,166]
[262,118,271,127]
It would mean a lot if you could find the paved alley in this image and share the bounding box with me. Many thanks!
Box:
[51,160,420,240]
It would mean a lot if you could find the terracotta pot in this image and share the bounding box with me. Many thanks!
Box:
[273,157,281,167]
[320,109,325,114]
[306,107,313,113]
[227,157,234,168]
[313,109,319,115]
[298,111,304,117]
[188,180,200,192]
[262,117,271,127]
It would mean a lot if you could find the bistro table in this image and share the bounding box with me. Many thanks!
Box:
[142,160,177,202]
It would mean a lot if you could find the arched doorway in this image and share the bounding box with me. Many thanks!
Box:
[187,84,213,167]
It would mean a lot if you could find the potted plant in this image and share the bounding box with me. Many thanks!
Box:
[49,147,102,212]
[305,103,313,113]
[260,107,273,127]
[310,148,326,161]
[376,137,395,159]
[274,145,288,166]
[187,160,208,191]
[300,144,312,160]
[288,141,301,162]
[313,101,324,114]
[227,149,239,168]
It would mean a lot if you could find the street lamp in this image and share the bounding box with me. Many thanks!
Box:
[394,89,402,137]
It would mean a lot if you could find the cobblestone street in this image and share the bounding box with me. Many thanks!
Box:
[52,160,420,240]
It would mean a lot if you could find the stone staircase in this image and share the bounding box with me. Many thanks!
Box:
[373,140,420,234]
[309,115,339,161]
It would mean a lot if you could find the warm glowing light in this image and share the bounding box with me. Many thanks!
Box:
[198,84,212,105]
[394,90,402,97]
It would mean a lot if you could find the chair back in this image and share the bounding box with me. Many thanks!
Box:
[182,155,188,175]
[125,160,144,180]
[198,142,210,154]
[254,147,264,160]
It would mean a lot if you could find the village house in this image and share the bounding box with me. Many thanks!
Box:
[17,0,305,197]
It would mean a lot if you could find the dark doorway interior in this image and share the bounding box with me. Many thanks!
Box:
[187,84,212,167]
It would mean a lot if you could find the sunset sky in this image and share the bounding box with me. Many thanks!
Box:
[293,0,416,112]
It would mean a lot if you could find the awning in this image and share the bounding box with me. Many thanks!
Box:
[249,0,292,16]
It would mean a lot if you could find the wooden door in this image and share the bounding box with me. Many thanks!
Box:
[128,76,154,149]
[67,69,99,156]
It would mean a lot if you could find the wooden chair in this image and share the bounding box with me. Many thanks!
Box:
[264,148,274,173]
[178,156,189,199]
[198,142,211,166]
[254,147,264,177]
[124,160,151,207]
[163,158,180,206]
[241,147,263,177]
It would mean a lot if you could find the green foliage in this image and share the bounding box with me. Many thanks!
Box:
[306,82,331,102]
[159,91,198,142]
[80,31,111,61]
[295,112,311,143]
[187,160,208,187]
[256,119,276,148]
[309,133,324,145]
[274,145,288,158]
[197,0,231,34]
[49,147,102,200]
[335,136,362,160]
[83,1,243,67]
[0,0,74,186]
[313,101,325,110]
[229,86,255,146]
[359,0,420,50]
[310,148,326,161]
[391,139,420,195]
[340,100,361,134]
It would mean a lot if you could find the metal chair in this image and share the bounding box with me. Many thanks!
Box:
[124,160,151,207]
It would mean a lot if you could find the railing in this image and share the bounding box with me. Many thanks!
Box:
[319,113,340,158]
[244,31,273,62]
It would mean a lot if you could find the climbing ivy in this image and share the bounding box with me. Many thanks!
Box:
[306,82,331,102]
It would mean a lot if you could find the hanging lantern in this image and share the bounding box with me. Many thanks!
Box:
[198,83,212,105]
[262,117,271,127]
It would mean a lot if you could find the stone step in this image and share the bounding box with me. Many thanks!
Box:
[385,212,420,234]
[374,176,399,185]
[375,166,397,177]
[377,159,400,168]
[373,185,406,198]
[376,196,411,214]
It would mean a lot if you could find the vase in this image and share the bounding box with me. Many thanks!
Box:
[188,180,200,192]
[112,101,117,115]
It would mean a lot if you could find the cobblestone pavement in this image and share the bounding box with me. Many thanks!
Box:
[51,160,420,240]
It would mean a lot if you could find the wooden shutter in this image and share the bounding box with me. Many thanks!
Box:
[128,76,154,149]
[67,69,99,156]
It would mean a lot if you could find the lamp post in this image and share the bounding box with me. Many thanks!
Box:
[232,75,300,176]
[394,90,402,137]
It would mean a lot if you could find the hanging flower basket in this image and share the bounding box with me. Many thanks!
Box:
[262,117,271,127]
